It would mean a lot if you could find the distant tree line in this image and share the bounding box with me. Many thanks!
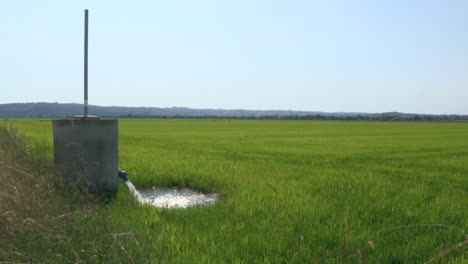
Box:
[116,114,468,122]
[2,103,467,121]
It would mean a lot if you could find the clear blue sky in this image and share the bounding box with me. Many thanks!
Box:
[2,0,468,114]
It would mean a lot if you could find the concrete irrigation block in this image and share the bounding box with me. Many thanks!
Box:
[53,119,118,196]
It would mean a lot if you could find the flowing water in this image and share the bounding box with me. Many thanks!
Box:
[124,181,219,209]
[125,181,144,202]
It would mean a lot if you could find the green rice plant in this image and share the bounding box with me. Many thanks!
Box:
[5,118,468,263]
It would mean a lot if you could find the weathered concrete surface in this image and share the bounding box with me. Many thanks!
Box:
[53,119,118,195]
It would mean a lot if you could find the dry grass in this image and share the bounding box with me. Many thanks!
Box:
[0,127,53,233]
[0,126,69,261]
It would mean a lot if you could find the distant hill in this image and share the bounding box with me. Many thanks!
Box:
[0,102,467,121]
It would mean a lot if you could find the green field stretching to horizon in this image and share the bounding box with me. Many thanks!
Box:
[3,119,468,263]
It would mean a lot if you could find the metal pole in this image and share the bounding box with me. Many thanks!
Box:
[84,9,89,118]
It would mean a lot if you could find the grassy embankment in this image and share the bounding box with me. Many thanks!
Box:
[2,119,467,263]
[0,123,143,263]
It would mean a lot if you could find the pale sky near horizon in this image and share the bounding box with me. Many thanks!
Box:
[2,0,468,114]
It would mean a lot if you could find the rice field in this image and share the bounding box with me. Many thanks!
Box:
[7,119,468,263]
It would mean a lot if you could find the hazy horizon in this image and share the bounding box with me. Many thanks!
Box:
[4,101,468,116]
[2,1,468,115]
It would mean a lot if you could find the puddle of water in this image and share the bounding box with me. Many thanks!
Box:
[125,181,219,209]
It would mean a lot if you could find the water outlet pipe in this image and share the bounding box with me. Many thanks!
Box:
[118,168,129,182]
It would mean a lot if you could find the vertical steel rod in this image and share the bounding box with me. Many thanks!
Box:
[84,9,89,118]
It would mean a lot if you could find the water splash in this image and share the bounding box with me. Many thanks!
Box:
[124,180,219,209]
